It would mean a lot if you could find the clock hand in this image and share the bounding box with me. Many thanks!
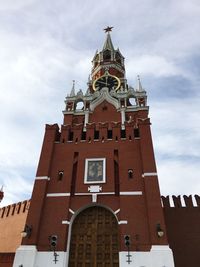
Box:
[105,76,108,86]
[97,81,108,85]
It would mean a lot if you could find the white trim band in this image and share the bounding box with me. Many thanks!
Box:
[46,193,70,197]
[46,191,142,197]
[142,172,157,177]
[120,191,142,195]
[62,220,70,224]
[75,192,115,196]
[114,209,120,214]
[75,191,142,196]
[118,220,128,224]
[69,209,75,214]
[35,176,50,180]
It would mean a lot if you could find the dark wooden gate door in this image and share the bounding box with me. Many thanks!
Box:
[68,206,119,267]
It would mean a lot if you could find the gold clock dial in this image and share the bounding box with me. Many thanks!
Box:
[93,74,120,91]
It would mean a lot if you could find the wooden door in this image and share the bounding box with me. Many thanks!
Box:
[68,206,119,267]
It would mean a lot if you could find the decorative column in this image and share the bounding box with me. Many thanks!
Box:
[84,109,89,131]
[120,107,126,129]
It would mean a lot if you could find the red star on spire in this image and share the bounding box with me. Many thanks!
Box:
[103,26,113,33]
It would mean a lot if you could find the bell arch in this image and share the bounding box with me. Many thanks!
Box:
[68,205,119,267]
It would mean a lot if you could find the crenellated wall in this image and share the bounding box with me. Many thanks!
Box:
[0,200,30,253]
[162,195,200,208]
[162,195,200,267]
[50,120,143,145]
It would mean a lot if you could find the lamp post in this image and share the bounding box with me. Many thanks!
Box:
[21,224,32,238]
[124,235,132,264]
[156,223,164,237]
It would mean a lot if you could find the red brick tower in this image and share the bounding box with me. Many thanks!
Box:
[13,28,174,267]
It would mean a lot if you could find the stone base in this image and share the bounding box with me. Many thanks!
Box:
[13,245,174,267]
[119,245,175,267]
[13,246,67,267]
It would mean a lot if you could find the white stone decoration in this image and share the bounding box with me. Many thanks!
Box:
[88,185,102,192]
[90,87,120,111]
[119,246,175,267]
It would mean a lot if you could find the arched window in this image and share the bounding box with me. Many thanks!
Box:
[94,54,99,67]
[128,97,136,106]
[103,49,111,61]
[75,101,84,110]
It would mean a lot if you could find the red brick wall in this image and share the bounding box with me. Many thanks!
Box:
[162,195,200,267]
[0,253,15,267]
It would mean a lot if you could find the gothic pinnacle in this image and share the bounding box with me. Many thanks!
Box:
[70,80,76,97]
[136,75,144,92]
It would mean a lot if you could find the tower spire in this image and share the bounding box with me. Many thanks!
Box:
[102,26,114,51]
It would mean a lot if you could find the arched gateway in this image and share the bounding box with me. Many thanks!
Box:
[68,206,119,267]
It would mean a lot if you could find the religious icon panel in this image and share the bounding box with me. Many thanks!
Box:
[84,158,106,183]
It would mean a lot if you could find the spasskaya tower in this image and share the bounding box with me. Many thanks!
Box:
[13,27,175,267]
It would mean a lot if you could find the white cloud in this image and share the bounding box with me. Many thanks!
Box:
[0,168,33,206]
[150,97,200,196]
[157,159,200,196]
[151,99,200,157]
[126,55,182,78]
[0,0,36,11]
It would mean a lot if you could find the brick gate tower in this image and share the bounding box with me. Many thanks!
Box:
[13,28,175,267]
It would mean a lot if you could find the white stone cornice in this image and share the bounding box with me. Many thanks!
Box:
[46,191,142,197]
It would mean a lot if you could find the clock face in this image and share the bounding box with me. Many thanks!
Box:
[93,75,120,91]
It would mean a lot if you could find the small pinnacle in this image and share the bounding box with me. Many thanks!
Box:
[137,75,143,92]
[70,80,76,97]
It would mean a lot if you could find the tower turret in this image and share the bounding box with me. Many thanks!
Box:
[90,27,125,93]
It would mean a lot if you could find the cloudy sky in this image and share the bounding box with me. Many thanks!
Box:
[0,0,200,207]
